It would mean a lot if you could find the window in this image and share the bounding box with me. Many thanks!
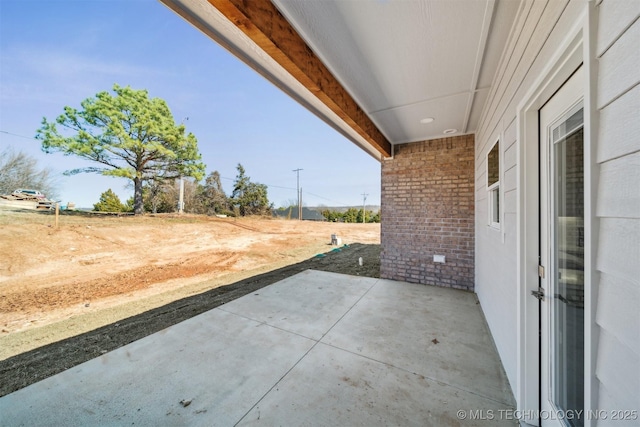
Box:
[487,140,500,228]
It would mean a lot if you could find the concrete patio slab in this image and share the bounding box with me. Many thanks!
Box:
[239,342,515,426]
[0,270,516,426]
[0,309,316,427]
[219,270,376,340]
[322,278,514,403]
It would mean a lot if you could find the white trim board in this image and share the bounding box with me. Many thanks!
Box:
[514,12,591,423]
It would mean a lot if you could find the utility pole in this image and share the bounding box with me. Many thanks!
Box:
[361,193,368,224]
[178,178,184,214]
[293,168,303,220]
[178,117,189,214]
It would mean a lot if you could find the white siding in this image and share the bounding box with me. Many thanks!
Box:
[477,0,582,148]
[596,274,639,360]
[596,0,640,55]
[596,153,640,219]
[597,219,640,288]
[474,0,584,393]
[597,18,640,110]
[596,274,639,415]
[597,84,640,162]
[595,3,640,418]
[596,331,639,419]
[476,0,639,414]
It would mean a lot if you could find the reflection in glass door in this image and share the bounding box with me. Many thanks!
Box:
[551,105,584,426]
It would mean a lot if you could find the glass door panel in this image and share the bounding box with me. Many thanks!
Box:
[551,106,584,426]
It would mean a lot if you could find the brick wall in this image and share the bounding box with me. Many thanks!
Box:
[381,134,475,291]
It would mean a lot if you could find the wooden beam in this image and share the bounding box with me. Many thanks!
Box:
[207,0,392,158]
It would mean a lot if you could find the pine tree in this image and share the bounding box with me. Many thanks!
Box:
[93,189,126,212]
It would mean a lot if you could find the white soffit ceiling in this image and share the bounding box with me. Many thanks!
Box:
[272,0,520,145]
[160,0,387,159]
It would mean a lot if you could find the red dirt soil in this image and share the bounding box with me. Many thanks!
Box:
[0,210,380,355]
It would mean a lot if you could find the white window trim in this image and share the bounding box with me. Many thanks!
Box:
[487,138,501,229]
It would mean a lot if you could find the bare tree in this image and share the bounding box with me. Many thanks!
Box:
[0,148,59,199]
[181,179,204,213]
[202,171,230,215]
[143,178,170,214]
[155,178,203,214]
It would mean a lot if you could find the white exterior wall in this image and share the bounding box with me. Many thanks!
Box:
[475,0,585,394]
[475,0,640,418]
[593,0,640,419]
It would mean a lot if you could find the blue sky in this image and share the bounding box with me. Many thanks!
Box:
[0,0,381,209]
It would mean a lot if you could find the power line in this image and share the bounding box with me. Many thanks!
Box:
[210,175,362,207]
[221,174,355,207]
[0,130,39,140]
[303,190,351,207]
[219,175,297,192]
[266,184,297,191]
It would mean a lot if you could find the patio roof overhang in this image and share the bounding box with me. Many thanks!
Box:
[159,0,520,161]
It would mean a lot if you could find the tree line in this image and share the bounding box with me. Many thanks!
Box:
[320,208,380,223]
[1,144,377,220]
[93,163,271,216]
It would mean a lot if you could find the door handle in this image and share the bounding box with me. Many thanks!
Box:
[531,287,546,301]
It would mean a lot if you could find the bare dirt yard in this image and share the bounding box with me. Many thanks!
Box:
[0,209,380,396]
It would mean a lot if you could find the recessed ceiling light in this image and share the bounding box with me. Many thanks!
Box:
[443,129,457,134]
[419,117,434,124]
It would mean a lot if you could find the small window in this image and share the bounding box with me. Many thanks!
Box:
[487,140,500,228]
[490,187,500,224]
